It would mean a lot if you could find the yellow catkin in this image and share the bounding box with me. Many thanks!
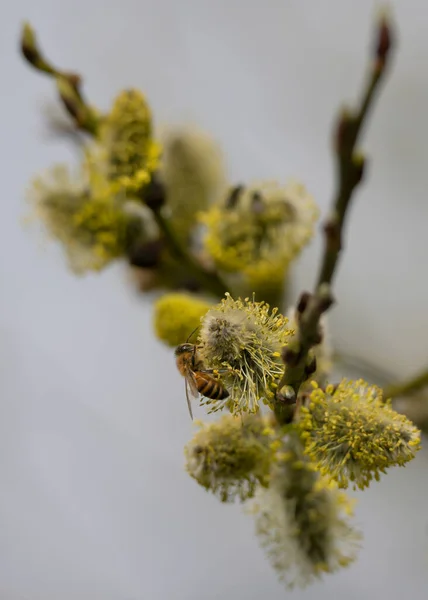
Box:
[153,293,212,347]
[249,432,361,589]
[299,378,421,489]
[198,293,293,414]
[185,414,278,502]
[100,88,161,193]
[201,181,319,288]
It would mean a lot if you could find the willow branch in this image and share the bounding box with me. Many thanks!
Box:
[384,367,428,400]
[139,178,229,298]
[153,209,228,297]
[20,22,99,135]
[275,13,394,424]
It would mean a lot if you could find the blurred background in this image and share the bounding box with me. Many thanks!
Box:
[1,1,428,598]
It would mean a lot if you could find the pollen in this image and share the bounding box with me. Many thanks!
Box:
[298,378,421,489]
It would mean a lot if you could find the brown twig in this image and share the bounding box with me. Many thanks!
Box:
[20,22,99,135]
[275,12,394,424]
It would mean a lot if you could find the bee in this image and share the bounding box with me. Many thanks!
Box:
[175,342,229,419]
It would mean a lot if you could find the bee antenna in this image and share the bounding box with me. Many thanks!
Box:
[186,325,200,343]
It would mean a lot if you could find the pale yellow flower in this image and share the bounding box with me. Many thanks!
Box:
[185,414,277,502]
[299,380,421,489]
[249,432,360,588]
[201,180,319,289]
[198,294,293,414]
[27,163,141,274]
[160,125,227,243]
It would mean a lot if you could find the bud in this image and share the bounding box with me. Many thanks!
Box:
[334,107,355,154]
[317,283,335,313]
[142,175,166,211]
[225,184,244,209]
[153,292,212,347]
[352,152,366,185]
[374,12,393,68]
[323,215,341,251]
[128,238,164,269]
[281,343,301,368]
[276,385,296,405]
[285,306,333,392]
[296,291,311,316]
[20,22,53,73]
[305,352,317,377]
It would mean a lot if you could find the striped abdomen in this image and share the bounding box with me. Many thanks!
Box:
[194,372,229,400]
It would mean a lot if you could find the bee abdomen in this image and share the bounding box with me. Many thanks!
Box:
[196,374,229,400]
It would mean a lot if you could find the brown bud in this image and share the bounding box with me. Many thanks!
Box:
[225,184,244,209]
[352,153,366,185]
[335,107,355,154]
[375,14,393,65]
[128,239,164,268]
[305,353,317,377]
[20,22,58,76]
[309,328,323,346]
[317,283,335,313]
[323,214,341,250]
[276,385,296,406]
[251,190,265,215]
[143,175,166,211]
[179,278,202,293]
[296,291,311,315]
[281,345,301,367]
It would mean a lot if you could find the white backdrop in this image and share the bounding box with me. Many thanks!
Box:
[1,1,428,599]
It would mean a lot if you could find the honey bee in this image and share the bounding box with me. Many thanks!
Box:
[175,342,229,419]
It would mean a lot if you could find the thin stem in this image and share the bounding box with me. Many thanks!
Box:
[275,14,394,423]
[384,368,428,400]
[20,22,99,136]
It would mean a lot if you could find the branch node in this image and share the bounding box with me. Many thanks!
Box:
[296,291,311,316]
[317,283,335,313]
[281,343,301,368]
[305,353,317,377]
[323,214,341,251]
[276,385,296,406]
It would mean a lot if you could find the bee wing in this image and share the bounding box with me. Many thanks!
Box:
[185,373,199,420]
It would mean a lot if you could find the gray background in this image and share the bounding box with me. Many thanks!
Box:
[1,1,428,598]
